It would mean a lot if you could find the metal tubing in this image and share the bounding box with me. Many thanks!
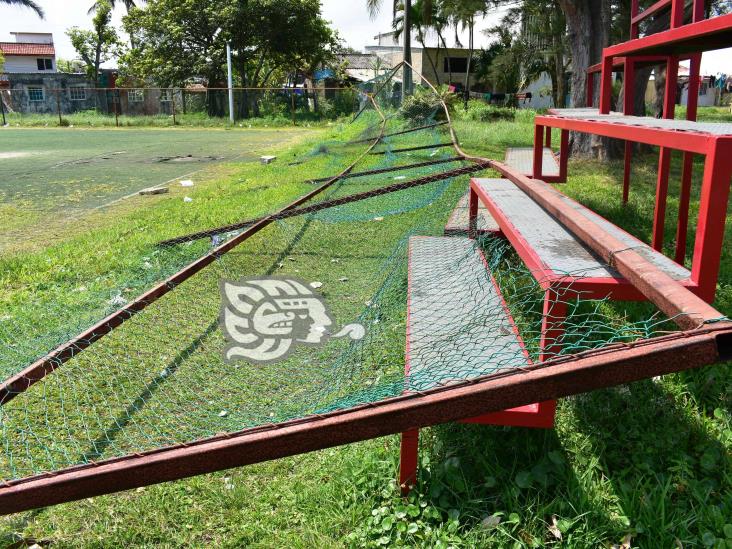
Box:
[307,157,464,185]
[349,121,449,144]
[652,147,672,251]
[370,142,455,155]
[0,327,728,516]
[533,125,544,178]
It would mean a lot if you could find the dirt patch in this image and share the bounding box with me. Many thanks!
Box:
[155,154,224,163]
[0,152,31,160]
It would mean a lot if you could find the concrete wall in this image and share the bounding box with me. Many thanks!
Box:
[2,73,96,114]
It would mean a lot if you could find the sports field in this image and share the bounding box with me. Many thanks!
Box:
[0,127,308,248]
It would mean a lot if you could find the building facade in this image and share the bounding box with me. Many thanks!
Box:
[0,32,56,74]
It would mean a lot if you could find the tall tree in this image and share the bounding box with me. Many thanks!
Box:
[1,0,44,18]
[443,0,487,108]
[89,0,141,14]
[393,0,442,85]
[67,0,124,87]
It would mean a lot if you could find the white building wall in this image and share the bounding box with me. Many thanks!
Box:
[2,55,55,73]
[519,72,554,109]
[10,33,53,44]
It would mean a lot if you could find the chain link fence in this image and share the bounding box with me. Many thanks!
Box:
[0,86,362,127]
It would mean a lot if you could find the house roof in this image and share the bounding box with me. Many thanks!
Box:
[0,42,55,56]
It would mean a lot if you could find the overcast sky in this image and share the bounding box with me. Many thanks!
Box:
[1,0,730,74]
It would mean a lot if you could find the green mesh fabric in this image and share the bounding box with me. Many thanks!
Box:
[0,69,692,485]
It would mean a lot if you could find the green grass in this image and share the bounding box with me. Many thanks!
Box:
[3,110,344,129]
[0,126,312,249]
[1,111,732,548]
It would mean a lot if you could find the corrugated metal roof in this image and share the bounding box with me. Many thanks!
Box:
[0,42,55,56]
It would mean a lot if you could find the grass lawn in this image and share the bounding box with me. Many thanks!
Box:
[1,107,731,548]
[0,126,312,252]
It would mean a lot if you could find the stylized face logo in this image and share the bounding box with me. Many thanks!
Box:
[220,277,365,364]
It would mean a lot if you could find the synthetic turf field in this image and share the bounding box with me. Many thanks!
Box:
[0,127,308,247]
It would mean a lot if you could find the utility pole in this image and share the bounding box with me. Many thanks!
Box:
[402,0,413,100]
[227,41,234,123]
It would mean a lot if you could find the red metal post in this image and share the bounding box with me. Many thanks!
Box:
[545,127,552,148]
[622,141,633,205]
[558,129,569,182]
[468,187,479,239]
[690,141,732,302]
[663,56,679,119]
[630,0,640,38]
[652,147,672,251]
[670,0,684,28]
[599,55,614,114]
[675,54,702,263]
[533,124,544,178]
[399,430,419,494]
[586,71,595,108]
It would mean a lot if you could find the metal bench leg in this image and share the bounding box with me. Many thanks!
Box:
[400,429,419,495]
[652,147,672,251]
[622,141,633,205]
[675,152,694,264]
[690,143,732,302]
[468,187,479,239]
[535,289,568,426]
[533,125,544,179]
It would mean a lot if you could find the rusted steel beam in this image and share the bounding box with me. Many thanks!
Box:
[159,161,485,246]
[370,142,456,155]
[0,327,729,515]
[307,156,464,184]
[349,121,449,144]
[489,161,725,329]
[0,96,391,406]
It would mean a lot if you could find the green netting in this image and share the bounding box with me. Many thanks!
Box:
[0,68,699,486]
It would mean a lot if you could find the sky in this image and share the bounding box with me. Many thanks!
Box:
[1,0,730,74]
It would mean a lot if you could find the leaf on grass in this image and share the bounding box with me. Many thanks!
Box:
[548,516,562,540]
[481,514,502,530]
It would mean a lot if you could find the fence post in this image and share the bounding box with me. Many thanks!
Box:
[291,88,296,126]
[115,89,120,127]
[1,92,6,126]
[171,88,177,126]
[56,89,62,126]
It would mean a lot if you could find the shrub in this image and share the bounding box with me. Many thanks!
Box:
[399,85,457,124]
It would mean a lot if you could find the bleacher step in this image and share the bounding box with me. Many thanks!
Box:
[407,236,529,392]
[444,192,499,236]
[505,147,560,178]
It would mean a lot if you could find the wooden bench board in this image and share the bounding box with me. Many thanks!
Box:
[471,178,691,286]
[406,236,529,392]
[505,147,560,177]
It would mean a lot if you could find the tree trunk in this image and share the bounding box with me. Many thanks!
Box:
[463,17,474,110]
[558,0,611,156]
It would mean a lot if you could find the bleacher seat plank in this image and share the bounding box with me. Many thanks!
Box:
[472,178,691,282]
[407,236,529,392]
[505,147,560,177]
[444,192,499,236]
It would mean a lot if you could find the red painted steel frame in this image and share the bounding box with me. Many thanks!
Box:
[533,115,732,303]
[469,177,696,301]
[1,326,729,515]
[532,125,569,183]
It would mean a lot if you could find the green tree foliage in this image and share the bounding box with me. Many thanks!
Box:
[0,0,44,18]
[122,0,339,117]
[67,0,125,86]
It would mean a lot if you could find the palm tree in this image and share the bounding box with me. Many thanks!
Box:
[88,0,139,14]
[367,0,413,96]
[1,0,44,18]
